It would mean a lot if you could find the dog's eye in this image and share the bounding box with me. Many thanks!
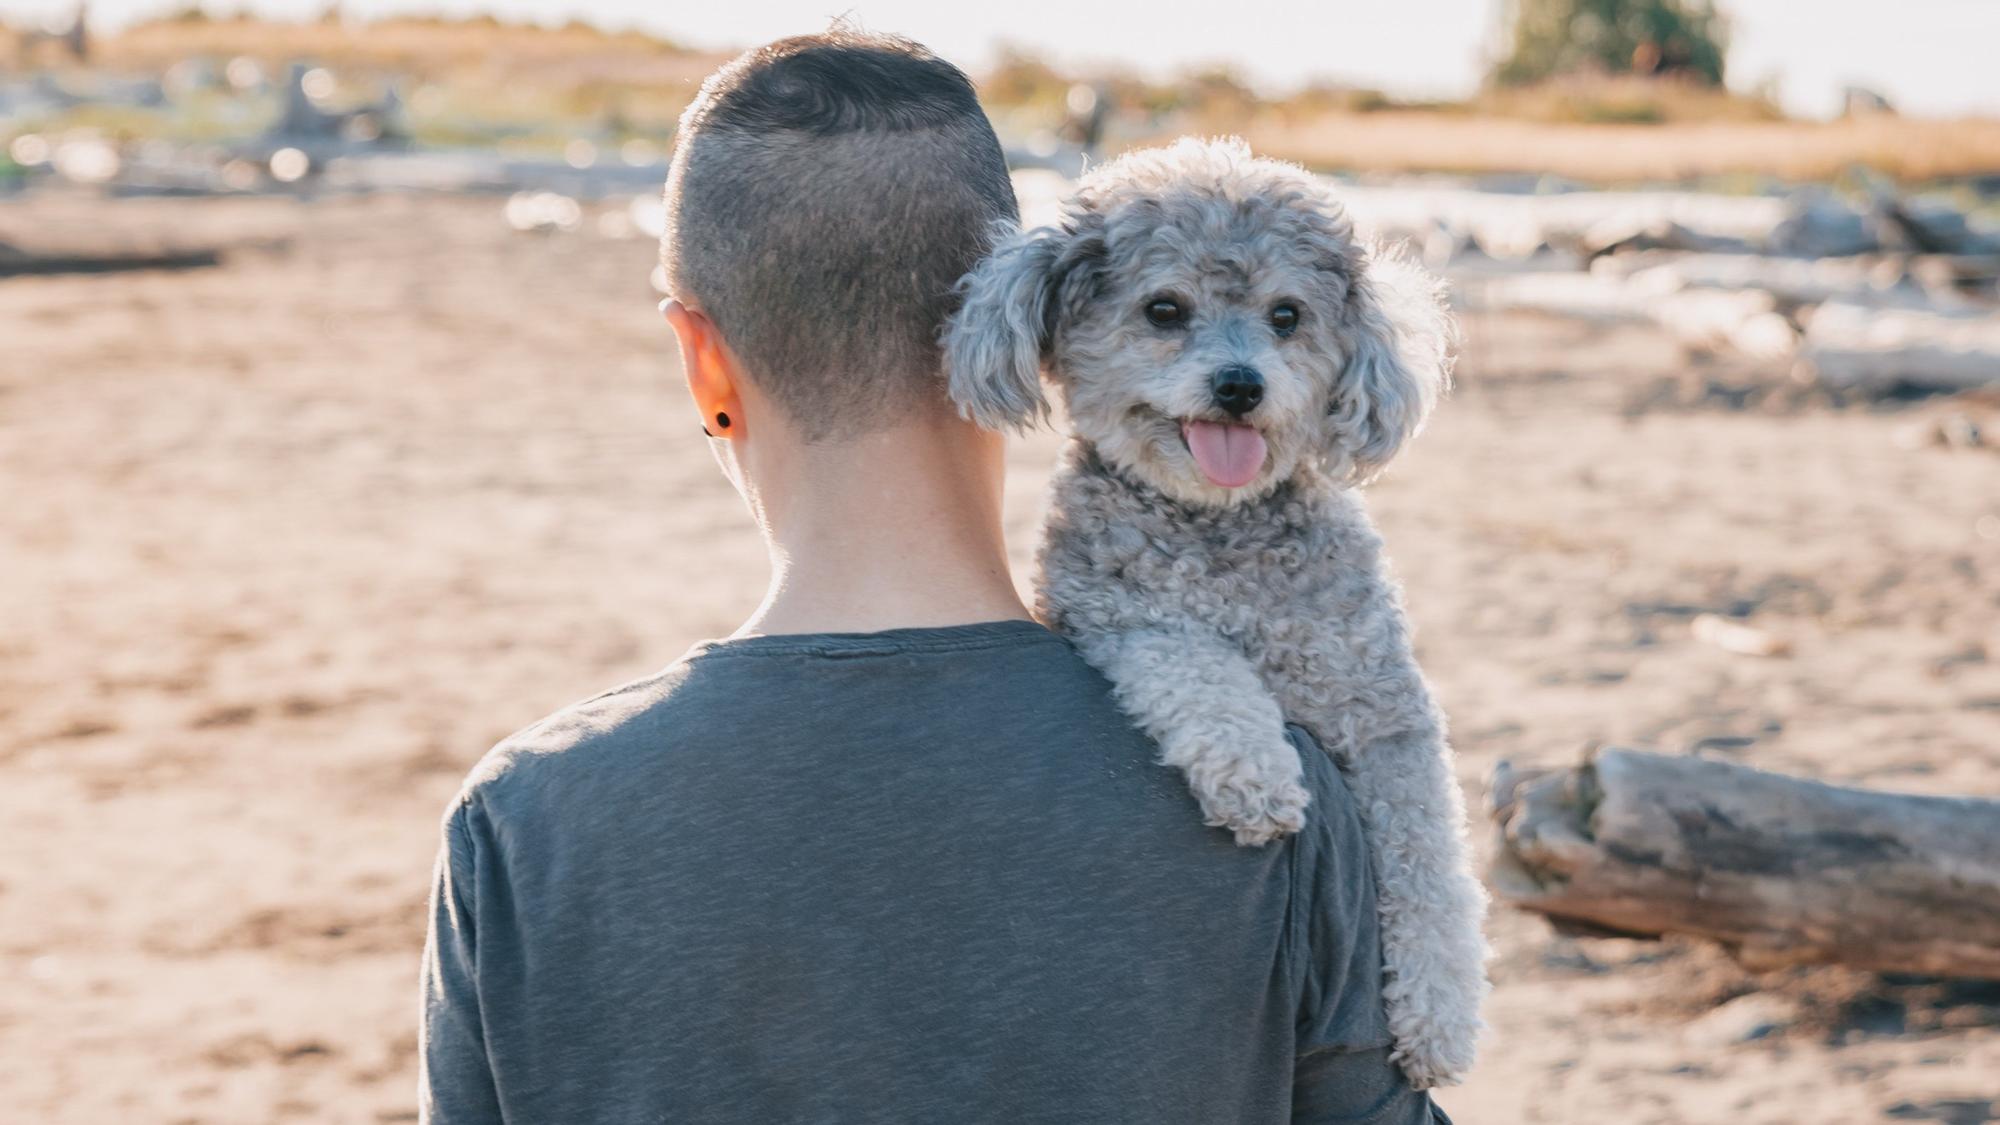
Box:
[1144,297,1185,327]
[1269,303,1300,336]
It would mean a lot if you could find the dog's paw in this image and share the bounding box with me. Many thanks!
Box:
[1221,783,1310,847]
[1216,776,1312,844]
[1190,740,1311,847]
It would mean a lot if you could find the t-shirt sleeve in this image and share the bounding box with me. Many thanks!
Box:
[1293,1047,1452,1124]
[419,801,505,1124]
[1286,726,1449,1124]
[1288,726,1393,1055]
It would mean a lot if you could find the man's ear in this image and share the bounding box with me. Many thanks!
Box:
[1329,247,1455,482]
[941,223,1098,432]
[662,299,746,440]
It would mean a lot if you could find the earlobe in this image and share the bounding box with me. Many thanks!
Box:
[663,299,747,441]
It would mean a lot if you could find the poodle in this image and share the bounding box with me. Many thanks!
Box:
[941,137,1488,1088]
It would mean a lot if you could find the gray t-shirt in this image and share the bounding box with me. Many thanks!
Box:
[420,619,1446,1124]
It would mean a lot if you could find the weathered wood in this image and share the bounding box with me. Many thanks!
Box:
[1589,252,1982,311]
[0,241,222,277]
[1800,301,2000,393]
[1488,749,2000,978]
[1473,273,1798,360]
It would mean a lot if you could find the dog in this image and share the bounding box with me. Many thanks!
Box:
[941,138,1488,1088]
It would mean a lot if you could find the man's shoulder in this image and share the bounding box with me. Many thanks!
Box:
[450,657,710,819]
[1285,724,1376,879]
[1283,723,1398,1058]
[441,626,1108,816]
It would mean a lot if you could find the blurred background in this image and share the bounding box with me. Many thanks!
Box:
[2,2,1997,1121]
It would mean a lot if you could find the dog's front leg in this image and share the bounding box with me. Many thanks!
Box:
[1071,625,1308,846]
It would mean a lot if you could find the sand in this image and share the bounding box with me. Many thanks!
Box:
[2,191,1996,1124]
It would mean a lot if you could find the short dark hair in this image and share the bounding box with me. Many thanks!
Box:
[661,30,1019,441]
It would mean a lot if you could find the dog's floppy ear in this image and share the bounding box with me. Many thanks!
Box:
[1328,245,1454,482]
[943,222,1099,432]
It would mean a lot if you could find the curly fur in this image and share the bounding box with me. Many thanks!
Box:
[942,137,1489,1088]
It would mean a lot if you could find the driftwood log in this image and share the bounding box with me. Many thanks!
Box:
[0,240,222,277]
[1800,301,2000,394]
[1589,251,1998,311]
[1488,749,2000,978]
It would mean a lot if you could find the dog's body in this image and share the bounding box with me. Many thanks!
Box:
[1038,443,1485,1087]
[943,139,1488,1087]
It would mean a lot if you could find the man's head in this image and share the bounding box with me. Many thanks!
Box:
[660,29,1018,445]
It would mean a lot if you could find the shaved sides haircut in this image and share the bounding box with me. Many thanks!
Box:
[661,30,1020,441]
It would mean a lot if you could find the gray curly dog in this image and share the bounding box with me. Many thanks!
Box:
[942,137,1490,1088]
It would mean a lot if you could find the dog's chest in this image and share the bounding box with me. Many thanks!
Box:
[1038,464,1383,657]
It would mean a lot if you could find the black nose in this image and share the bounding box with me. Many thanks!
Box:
[1210,366,1264,418]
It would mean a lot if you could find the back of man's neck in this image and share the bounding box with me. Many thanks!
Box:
[734,417,1032,638]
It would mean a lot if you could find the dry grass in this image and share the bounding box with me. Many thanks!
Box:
[15,15,2000,183]
[86,15,725,131]
[36,15,727,140]
[1238,111,2000,184]
[1467,74,1785,125]
[95,15,719,82]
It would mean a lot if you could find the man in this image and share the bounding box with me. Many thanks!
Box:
[420,29,1449,1125]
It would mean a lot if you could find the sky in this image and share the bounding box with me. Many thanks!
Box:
[6,0,1998,120]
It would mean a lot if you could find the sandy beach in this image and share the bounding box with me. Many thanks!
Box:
[3,189,1996,1123]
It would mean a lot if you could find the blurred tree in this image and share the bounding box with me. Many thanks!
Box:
[1492,0,1729,86]
[982,46,1073,113]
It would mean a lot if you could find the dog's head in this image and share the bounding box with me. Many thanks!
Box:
[943,137,1453,506]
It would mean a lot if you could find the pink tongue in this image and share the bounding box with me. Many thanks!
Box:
[1182,420,1268,488]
